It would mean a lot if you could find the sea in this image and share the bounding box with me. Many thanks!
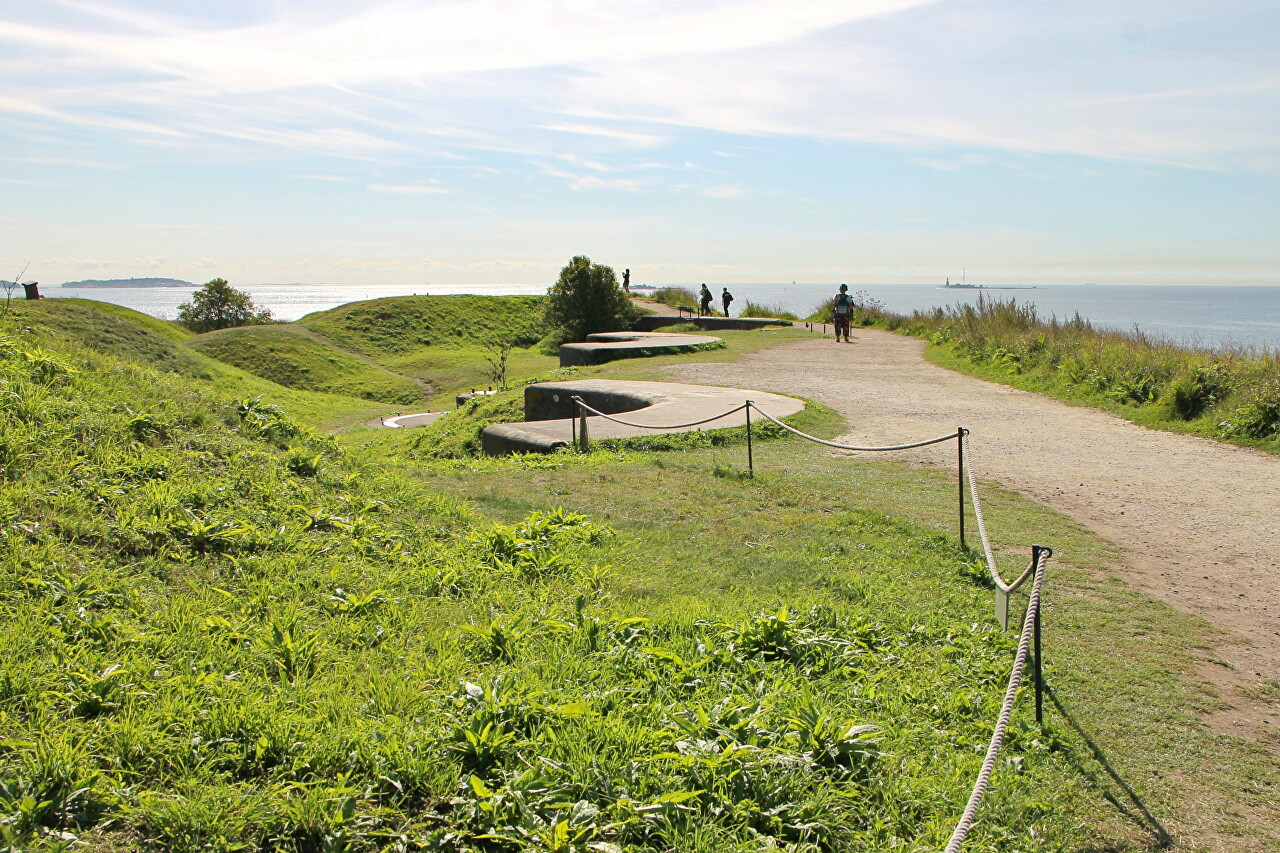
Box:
[46,281,1280,352]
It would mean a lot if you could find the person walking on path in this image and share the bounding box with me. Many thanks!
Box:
[722,288,734,317]
[699,284,713,316]
[833,284,854,342]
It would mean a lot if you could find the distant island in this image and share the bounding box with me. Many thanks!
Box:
[61,277,196,288]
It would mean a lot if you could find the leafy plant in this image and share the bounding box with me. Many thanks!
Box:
[177,279,273,333]
[544,256,640,342]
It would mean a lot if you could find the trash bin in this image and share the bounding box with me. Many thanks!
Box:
[21,282,40,300]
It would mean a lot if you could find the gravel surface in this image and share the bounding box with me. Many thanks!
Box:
[664,330,1280,734]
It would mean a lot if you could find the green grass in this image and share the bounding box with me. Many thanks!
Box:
[739,300,799,321]
[186,324,424,405]
[300,295,547,357]
[644,287,700,312]
[8,299,208,377]
[7,297,390,433]
[402,442,1280,852]
[384,345,559,410]
[875,297,1280,454]
[3,298,1277,851]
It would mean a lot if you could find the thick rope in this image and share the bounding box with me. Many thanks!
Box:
[942,547,1049,853]
[962,432,1035,594]
[570,396,748,430]
[748,404,959,452]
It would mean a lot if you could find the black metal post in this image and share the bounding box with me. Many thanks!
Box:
[958,428,967,549]
[1031,544,1045,725]
[745,401,754,477]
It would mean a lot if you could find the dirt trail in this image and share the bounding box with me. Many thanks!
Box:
[664,331,1280,733]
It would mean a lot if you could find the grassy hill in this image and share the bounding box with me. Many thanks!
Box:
[7,299,207,377]
[0,319,1097,850]
[186,324,424,405]
[179,295,557,410]
[300,294,547,357]
[2,300,1275,850]
[4,299,388,431]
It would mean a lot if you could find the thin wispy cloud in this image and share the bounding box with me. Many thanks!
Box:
[367,183,452,194]
[4,0,1278,168]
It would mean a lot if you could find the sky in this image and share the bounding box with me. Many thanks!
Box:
[2,0,1279,287]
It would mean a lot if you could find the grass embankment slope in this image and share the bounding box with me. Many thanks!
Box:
[2,299,1276,850]
[183,295,556,412]
[2,310,1072,850]
[6,300,388,432]
[863,297,1280,455]
[186,325,424,406]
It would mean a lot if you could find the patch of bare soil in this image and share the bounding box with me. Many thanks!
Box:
[664,331,1280,740]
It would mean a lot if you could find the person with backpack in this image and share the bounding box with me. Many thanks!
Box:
[699,283,713,316]
[721,288,734,317]
[832,283,854,342]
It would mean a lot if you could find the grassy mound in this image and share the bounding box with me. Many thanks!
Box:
[186,324,423,405]
[301,295,547,357]
[6,299,207,377]
[0,323,1094,851]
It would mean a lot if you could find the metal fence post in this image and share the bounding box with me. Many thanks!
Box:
[1031,544,1046,725]
[745,401,754,477]
[958,428,967,549]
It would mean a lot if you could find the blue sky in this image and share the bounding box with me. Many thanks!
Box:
[3,0,1278,286]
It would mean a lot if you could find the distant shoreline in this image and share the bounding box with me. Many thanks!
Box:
[61,278,195,288]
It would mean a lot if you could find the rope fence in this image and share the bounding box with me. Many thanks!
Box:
[568,393,1055,850]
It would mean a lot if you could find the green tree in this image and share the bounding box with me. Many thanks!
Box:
[543,256,639,343]
[177,279,273,333]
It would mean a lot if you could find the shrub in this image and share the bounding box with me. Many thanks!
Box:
[543,256,640,342]
[177,279,273,333]
[1220,378,1280,438]
[740,300,798,321]
[648,287,700,311]
[1166,362,1234,420]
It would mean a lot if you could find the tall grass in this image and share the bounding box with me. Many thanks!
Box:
[806,290,891,327]
[895,296,1280,447]
[739,300,799,321]
[646,286,700,310]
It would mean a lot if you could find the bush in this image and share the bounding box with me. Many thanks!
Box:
[543,256,640,342]
[740,300,798,321]
[177,279,272,333]
[1220,378,1280,438]
[1166,362,1234,420]
[648,286,700,310]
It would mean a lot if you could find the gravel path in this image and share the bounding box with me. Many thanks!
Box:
[664,331,1280,731]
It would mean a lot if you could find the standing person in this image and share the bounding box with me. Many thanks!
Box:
[722,288,734,317]
[699,283,713,316]
[622,268,631,293]
[832,283,854,342]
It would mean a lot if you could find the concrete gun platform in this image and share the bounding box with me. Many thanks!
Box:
[634,315,793,332]
[558,331,722,367]
[481,379,804,455]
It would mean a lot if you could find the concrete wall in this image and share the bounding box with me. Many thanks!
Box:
[633,315,792,332]
[525,383,654,421]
